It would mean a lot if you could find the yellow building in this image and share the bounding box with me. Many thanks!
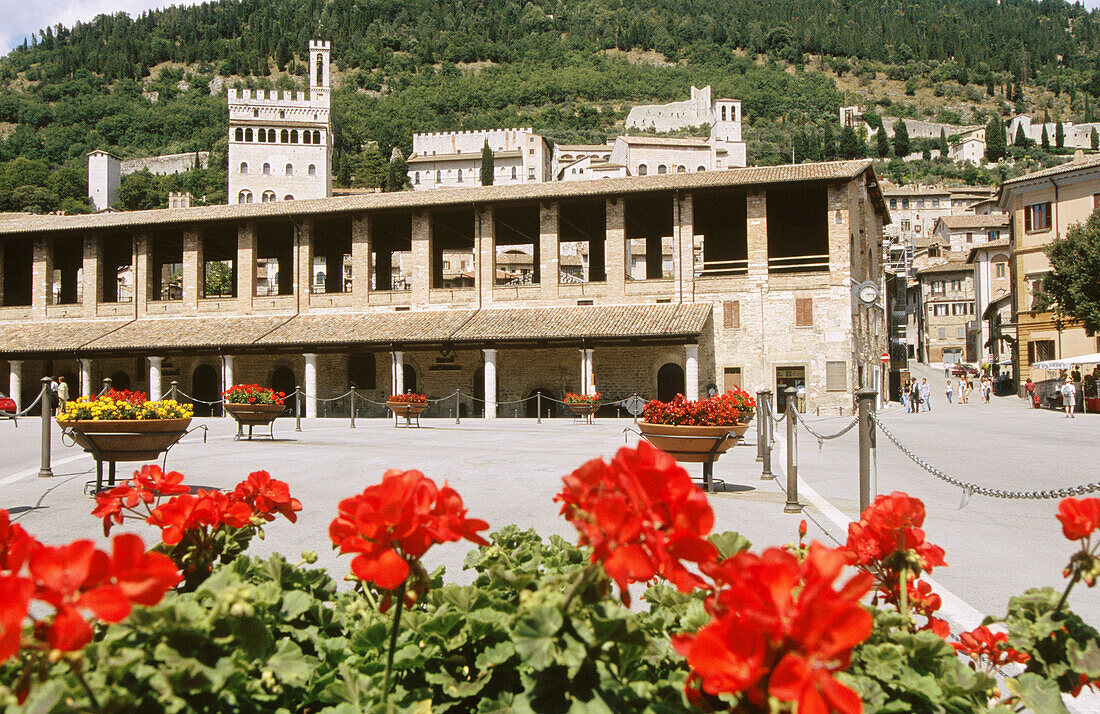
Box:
[998,154,1100,386]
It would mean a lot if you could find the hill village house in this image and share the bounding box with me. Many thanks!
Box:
[0,160,888,417]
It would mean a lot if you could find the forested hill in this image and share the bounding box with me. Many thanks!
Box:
[1,0,1100,212]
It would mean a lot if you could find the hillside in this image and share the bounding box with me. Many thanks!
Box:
[1,0,1100,212]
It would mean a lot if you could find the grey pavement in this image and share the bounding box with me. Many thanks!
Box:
[1,372,1097,646]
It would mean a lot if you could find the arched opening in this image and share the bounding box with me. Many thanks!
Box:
[638,164,648,176]
[238,190,252,204]
[109,371,131,392]
[308,164,316,176]
[291,130,299,144]
[191,364,219,416]
[525,388,556,418]
[271,366,297,414]
[262,191,276,203]
[313,130,321,144]
[473,366,485,417]
[283,195,294,201]
[657,164,667,174]
[348,353,376,389]
[281,129,289,143]
[234,128,243,142]
[285,164,293,176]
[316,54,324,85]
[263,163,271,175]
[302,132,311,145]
[402,364,417,395]
[245,128,253,142]
[239,162,249,174]
[657,363,685,402]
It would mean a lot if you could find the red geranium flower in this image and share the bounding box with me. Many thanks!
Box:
[1057,498,1100,541]
[0,575,34,661]
[952,625,1030,666]
[330,470,488,598]
[555,441,718,606]
[232,470,303,523]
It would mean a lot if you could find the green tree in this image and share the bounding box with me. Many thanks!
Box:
[1092,127,1099,150]
[838,125,860,159]
[1041,210,1100,333]
[116,171,161,210]
[820,124,837,160]
[385,149,410,192]
[204,260,233,297]
[985,116,1006,162]
[1056,122,1065,149]
[10,185,59,213]
[1015,124,1028,147]
[892,119,910,157]
[875,128,891,158]
[938,128,949,155]
[480,141,494,186]
[1042,125,1051,151]
[351,145,387,189]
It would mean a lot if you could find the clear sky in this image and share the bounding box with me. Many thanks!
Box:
[3,0,1100,54]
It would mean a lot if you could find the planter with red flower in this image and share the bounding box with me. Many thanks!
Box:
[387,393,428,426]
[564,393,600,422]
[222,384,286,440]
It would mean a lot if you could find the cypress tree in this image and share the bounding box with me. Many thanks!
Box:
[876,127,891,158]
[1056,122,1065,149]
[480,141,494,186]
[892,119,910,157]
[821,124,837,160]
[838,125,860,159]
[1042,125,1051,151]
[938,128,949,155]
[385,149,410,192]
[985,116,1006,162]
[1015,124,1028,147]
[1092,127,1098,151]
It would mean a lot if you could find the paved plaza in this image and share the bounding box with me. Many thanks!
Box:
[2,363,1097,651]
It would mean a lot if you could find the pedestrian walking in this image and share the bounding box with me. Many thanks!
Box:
[48,376,59,415]
[1061,378,1077,418]
[944,363,951,377]
[901,378,911,412]
[920,378,931,411]
[796,381,807,413]
[909,379,921,414]
[945,380,953,404]
[1025,377,1038,408]
[57,376,70,411]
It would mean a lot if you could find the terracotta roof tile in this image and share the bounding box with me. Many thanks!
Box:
[452,303,711,341]
[84,315,294,351]
[0,159,878,237]
[1,319,130,353]
[938,214,1010,230]
[257,310,476,346]
[916,261,972,275]
[1000,154,1100,187]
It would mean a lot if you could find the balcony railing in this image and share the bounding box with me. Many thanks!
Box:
[698,258,749,277]
[767,253,830,274]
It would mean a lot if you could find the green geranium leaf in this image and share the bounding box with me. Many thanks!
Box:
[475,640,516,670]
[1068,638,1100,679]
[513,606,564,670]
[280,590,315,621]
[267,639,317,684]
[708,531,751,559]
[1005,672,1070,713]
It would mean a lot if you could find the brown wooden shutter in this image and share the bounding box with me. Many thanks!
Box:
[1024,206,1032,232]
[723,300,740,329]
[795,298,813,327]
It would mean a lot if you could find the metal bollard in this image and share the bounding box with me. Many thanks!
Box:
[783,387,800,513]
[759,389,773,479]
[455,391,461,425]
[295,386,302,432]
[350,390,356,429]
[169,381,179,401]
[100,377,112,396]
[537,392,542,424]
[857,387,878,514]
[756,388,768,462]
[38,377,53,478]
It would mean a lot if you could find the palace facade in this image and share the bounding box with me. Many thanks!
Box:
[0,160,887,417]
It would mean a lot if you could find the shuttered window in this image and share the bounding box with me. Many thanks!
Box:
[723,300,740,329]
[795,298,813,327]
[825,361,847,391]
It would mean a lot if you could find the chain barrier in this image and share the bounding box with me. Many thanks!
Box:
[794,411,859,450]
[173,390,223,406]
[871,412,1100,501]
[7,391,44,418]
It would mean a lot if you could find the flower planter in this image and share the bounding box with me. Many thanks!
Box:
[224,402,285,440]
[60,418,193,462]
[566,402,598,423]
[637,422,741,463]
[388,401,427,427]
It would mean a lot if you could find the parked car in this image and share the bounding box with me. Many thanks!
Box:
[951,363,979,377]
[0,392,16,415]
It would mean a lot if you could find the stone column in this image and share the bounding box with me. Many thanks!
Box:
[411,212,431,304]
[539,202,559,299]
[746,190,768,279]
[351,214,371,302]
[676,193,694,302]
[605,198,625,295]
[135,232,151,317]
[148,356,163,401]
[8,360,21,412]
[31,236,52,316]
[685,344,699,401]
[182,229,202,310]
[296,219,313,309]
[0,243,5,306]
[477,207,494,306]
[237,222,255,311]
[79,359,92,400]
[483,348,497,419]
[83,236,102,317]
[304,353,318,418]
[581,348,595,396]
[392,351,404,395]
[222,355,234,393]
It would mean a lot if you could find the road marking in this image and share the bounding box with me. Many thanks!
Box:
[0,454,92,487]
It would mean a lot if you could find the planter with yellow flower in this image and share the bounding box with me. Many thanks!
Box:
[57,390,193,491]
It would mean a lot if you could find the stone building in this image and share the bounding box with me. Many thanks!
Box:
[407,129,552,190]
[967,239,1013,372]
[227,41,333,205]
[915,262,975,363]
[998,154,1100,386]
[927,214,1009,257]
[0,159,887,418]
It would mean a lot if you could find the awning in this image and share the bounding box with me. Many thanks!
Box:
[1032,352,1100,370]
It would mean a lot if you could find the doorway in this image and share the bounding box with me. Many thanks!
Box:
[657,363,685,402]
[191,364,219,416]
[775,366,806,413]
[272,366,297,414]
[525,388,555,418]
[402,364,417,395]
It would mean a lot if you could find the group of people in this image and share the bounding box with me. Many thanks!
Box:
[902,378,932,412]
[943,376,995,405]
[47,376,70,414]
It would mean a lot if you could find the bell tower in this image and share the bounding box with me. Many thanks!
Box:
[309,40,331,106]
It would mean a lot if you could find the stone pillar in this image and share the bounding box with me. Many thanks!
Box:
[392,351,404,395]
[304,353,318,418]
[222,355,234,393]
[237,222,255,311]
[605,198,625,295]
[477,207,494,306]
[581,348,595,396]
[182,229,202,310]
[676,193,694,302]
[351,214,371,301]
[8,360,21,412]
[746,190,768,279]
[411,212,431,304]
[148,356,163,401]
[32,236,52,316]
[827,184,850,283]
[79,359,92,400]
[0,243,5,306]
[483,348,497,418]
[135,232,151,317]
[83,236,102,317]
[539,202,559,299]
[685,344,699,401]
[296,219,313,309]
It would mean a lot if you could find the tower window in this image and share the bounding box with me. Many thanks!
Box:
[291,130,298,144]
[281,129,289,143]
[415,172,420,184]
[262,191,276,203]
[239,162,248,174]
[638,164,648,175]
[238,190,252,204]
[285,164,293,176]
[263,163,271,175]
[308,164,317,176]
[234,128,243,141]
[245,128,253,142]
[313,130,321,144]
